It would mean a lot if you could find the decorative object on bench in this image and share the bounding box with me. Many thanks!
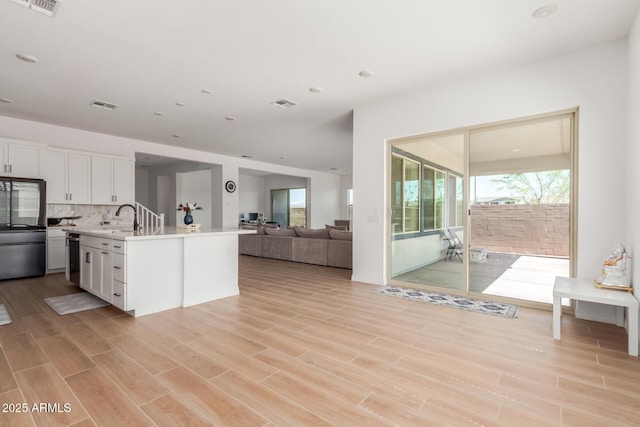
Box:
[596,242,632,291]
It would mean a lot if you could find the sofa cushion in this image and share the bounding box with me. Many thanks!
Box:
[292,238,328,265]
[328,239,352,269]
[239,234,263,256]
[326,224,347,230]
[264,227,296,237]
[329,229,352,241]
[294,227,330,239]
[262,235,293,260]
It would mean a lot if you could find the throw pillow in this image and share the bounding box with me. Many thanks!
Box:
[264,227,297,237]
[329,229,352,241]
[294,227,331,239]
[325,224,347,230]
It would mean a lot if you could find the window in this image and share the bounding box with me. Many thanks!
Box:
[392,151,462,235]
[391,155,420,233]
[448,174,463,228]
[423,165,445,231]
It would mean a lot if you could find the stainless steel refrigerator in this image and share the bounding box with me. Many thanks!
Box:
[0,177,46,280]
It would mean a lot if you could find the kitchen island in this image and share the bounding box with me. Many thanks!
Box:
[66,226,256,317]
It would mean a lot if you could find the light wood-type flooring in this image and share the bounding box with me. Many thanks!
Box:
[1,255,639,426]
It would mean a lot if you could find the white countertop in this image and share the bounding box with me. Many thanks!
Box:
[63,226,256,241]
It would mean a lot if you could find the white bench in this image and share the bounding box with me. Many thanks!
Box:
[553,277,638,357]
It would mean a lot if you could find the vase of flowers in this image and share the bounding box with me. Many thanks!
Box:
[177,202,203,225]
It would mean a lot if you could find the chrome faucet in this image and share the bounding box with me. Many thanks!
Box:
[115,204,139,232]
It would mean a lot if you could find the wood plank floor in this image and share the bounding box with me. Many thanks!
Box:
[1,255,639,426]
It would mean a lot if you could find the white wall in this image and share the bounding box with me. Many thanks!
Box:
[177,169,212,228]
[627,12,640,331]
[134,168,149,207]
[339,174,353,221]
[353,39,629,286]
[0,115,342,229]
[238,175,266,217]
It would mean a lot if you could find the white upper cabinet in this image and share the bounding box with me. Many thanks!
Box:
[47,149,91,204]
[91,156,134,205]
[0,138,46,179]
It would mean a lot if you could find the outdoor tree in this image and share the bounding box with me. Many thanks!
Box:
[490,170,570,204]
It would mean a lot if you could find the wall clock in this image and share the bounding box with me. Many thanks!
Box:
[225,180,237,193]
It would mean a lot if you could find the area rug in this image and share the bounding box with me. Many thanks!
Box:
[44,292,109,315]
[0,304,11,325]
[375,286,518,318]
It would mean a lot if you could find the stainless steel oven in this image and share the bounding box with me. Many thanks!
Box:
[65,233,80,285]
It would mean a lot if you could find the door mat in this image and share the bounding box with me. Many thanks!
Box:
[375,286,518,318]
[0,304,11,325]
[44,292,109,315]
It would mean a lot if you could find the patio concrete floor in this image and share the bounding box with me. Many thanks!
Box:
[393,252,570,305]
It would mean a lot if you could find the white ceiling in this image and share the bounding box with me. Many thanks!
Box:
[0,0,638,174]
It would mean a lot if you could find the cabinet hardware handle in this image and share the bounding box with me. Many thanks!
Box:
[8,164,11,173]
[113,293,121,297]
[113,245,121,248]
[69,193,72,201]
[85,253,91,263]
[101,242,109,245]
[65,193,68,201]
[101,251,109,255]
[113,266,121,270]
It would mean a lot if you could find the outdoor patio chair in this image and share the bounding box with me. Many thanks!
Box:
[442,229,463,262]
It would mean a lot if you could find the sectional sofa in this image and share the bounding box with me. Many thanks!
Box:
[238,225,352,269]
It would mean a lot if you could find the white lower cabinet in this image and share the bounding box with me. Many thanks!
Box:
[79,235,126,308]
[46,228,66,272]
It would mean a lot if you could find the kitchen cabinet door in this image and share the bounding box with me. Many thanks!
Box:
[91,156,114,204]
[1,140,45,178]
[91,156,134,205]
[67,153,91,204]
[80,245,93,291]
[47,150,91,204]
[112,159,134,204]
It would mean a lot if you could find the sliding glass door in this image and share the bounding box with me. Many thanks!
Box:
[271,188,307,228]
[388,111,576,306]
[389,134,466,292]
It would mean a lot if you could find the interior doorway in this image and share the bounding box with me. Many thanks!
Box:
[388,110,576,307]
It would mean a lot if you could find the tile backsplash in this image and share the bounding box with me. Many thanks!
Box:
[47,204,135,227]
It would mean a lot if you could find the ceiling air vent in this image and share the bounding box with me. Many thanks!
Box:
[90,100,120,110]
[270,98,297,109]
[9,0,61,17]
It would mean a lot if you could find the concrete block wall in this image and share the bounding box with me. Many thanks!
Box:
[469,204,569,257]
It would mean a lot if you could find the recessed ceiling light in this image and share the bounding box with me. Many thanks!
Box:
[201,89,213,94]
[512,148,520,152]
[153,112,164,116]
[172,134,182,138]
[16,53,38,63]
[309,87,323,93]
[241,155,253,159]
[0,98,14,104]
[330,167,339,171]
[532,4,558,19]
[175,102,185,107]
[279,156,286,160]
[359,70,374,78]
[225,116,236,121]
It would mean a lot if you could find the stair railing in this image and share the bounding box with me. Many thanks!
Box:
[135,202,165,233]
